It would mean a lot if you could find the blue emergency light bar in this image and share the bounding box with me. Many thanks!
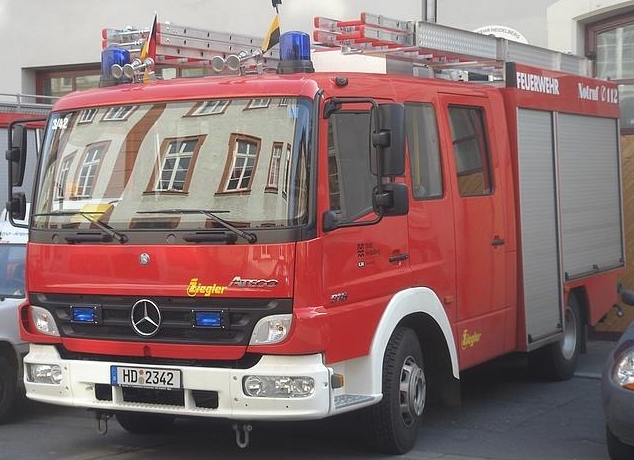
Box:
[277,31,314,74]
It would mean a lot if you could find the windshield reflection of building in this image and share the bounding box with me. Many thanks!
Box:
[45,97,310,231]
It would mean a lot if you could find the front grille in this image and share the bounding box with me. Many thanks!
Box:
[94,384,219,409]
[122,387,185,406]
[58,348,262,369]
[33,293,291,346]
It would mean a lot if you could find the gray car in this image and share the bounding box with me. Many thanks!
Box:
[602,292,634,460]
[0,219,28,423]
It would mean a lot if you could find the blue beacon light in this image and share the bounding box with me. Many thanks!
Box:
[277,31,315,74]
[100,46,130,85]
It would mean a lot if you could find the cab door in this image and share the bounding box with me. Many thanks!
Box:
[319,109,411,364]
[439,93,509,368]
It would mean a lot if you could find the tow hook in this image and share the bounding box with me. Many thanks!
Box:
[232,422,252,449]
[95,411,112,435]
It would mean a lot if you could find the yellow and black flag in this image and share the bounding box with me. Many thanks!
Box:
[262,13,280,52]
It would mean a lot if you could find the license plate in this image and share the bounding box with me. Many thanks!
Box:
[110,366,182,390]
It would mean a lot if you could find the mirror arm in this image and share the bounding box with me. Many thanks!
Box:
[322,208,385,233]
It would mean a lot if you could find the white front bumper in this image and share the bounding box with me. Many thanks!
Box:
[24,344,333,420]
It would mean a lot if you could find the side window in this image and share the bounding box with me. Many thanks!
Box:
[448,106,492,196]
[327,112,373,220]
[405,103,443,199]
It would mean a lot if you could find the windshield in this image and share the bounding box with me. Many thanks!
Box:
[0,244,25,298]
[33,97,312,237]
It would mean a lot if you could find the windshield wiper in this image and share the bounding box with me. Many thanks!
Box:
[137,209,257,244]
[32,211,128,244]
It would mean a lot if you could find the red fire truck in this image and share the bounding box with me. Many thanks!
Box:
[6,13,628,453]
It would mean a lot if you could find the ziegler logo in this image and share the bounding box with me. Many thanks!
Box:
[229,276,279,288]
[461,329,482,350]
[187,278,227,297]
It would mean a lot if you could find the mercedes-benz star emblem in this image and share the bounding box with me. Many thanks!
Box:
[130,299,162,337]
[139,253,150,266]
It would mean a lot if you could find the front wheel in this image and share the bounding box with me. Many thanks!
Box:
[370,326,426,454]
[529,293,582,381]
[116,411,175,434]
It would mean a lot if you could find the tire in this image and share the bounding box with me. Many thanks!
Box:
[607,425,634,460]
[0,355,17,424]
[116,411,175,434]
[370,326,426,454]
[529,293,582,381]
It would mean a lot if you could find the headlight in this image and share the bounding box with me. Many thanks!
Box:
[249,314,292,345]
[614,348,634,390]
[27,364,63,384]
[31,306,60,336]
[243,375,315,398]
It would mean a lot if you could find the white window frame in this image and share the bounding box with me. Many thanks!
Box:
[76,144,106,198]
[56,153,75,199]
[224,138,259,192]
[282,143,291,198]
[103,105,135,121]
[155,139,197,192]
[246,98,270,109]
[266,143,283,190]
[192,100,230,116]
[78,108,97,124]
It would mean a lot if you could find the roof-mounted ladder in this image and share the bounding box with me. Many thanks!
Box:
[102,21,279,73]
[313,12,590,80]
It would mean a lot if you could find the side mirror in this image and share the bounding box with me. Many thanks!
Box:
[6,191,27,221]
[371,103,405,176]
[373,183,409,216]
[6,123,27,187]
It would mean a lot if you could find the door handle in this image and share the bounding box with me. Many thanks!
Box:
[491,238,505,246]
[389,253,409,263]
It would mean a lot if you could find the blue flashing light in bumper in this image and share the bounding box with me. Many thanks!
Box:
[71,306,96,323]
[194,311,222,328]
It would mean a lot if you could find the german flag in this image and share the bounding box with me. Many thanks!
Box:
[140,13,157,60]
[262,14,280,52]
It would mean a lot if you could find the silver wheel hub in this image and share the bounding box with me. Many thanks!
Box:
[399,355,426,426]
[561,305,577,360]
